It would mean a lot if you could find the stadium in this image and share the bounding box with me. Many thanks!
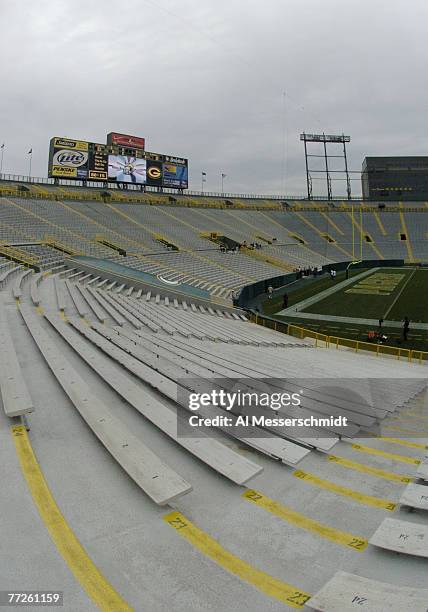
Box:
[1,2,428,612]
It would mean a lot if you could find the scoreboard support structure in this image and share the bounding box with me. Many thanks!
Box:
[300,133,353,201]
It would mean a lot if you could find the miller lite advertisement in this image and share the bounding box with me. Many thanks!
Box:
[48,137,90,178]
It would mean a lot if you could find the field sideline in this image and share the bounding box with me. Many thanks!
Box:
[263,267,428,352]
[302,267,428,323]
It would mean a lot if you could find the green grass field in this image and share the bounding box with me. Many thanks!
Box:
[303,268,428,322]
[262,268,365,317]
[263,267,428,352]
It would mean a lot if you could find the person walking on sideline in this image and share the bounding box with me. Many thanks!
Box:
[403,316,410,341]
[267,285,273,300]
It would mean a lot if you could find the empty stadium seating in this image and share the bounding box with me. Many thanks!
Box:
[1,186,427,612]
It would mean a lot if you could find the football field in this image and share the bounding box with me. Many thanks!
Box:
[302,267,428,323]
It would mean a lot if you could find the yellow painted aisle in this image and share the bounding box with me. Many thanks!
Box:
[11,425,132,612]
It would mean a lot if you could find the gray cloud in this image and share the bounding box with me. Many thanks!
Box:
[1,0,427,196]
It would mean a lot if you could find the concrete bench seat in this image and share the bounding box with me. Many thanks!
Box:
[307,570,428,611]
[113,295,160,328]
[145,291,151,301]
[0,264,19,279]
[113,297,159,333]
[186,312,252,345]
[89,322,312,467]
[20,305,192,506]
[0,307,34,417]
[119,297,173,334]
[131,330,341,450]
[46,313,263,486]
[170,338,361,437]
[157,307,227,342]
[137,301,187,336]
[214,343,381,424]
[48,264,66,274]
[96,278,109,288]
[78,273,92,283]
[115,284,125,294]
[65,281,88,317]
[0,265,21,288]
[126,303,193,338]
[54,277,67,312]
[399,482,428,510]
[68,271,85,281]
[100,292,141,328]
[86,287,125,326]
[135,288,143,298]
[13,268,33,299]
[86,276,100,286]
[30,273,43,306]
[59,267,75,278]
[75,284,106,323]
[369,517,428,557]
[126,286,134,296]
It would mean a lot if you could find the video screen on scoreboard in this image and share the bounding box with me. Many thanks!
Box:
[108,155,147,184]
[146,160,163,186]
[162,160,188,188]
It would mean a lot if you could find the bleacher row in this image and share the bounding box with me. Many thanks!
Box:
[0,258,427,610]
[0,195,427,302]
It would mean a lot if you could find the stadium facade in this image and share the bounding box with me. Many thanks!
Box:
[362,156,428,200]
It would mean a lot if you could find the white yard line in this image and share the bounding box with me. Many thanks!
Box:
[383,268,417,320]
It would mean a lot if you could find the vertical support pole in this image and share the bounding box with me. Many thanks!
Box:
[323,135,332,200]
[352,204,355,260]
[303,135,311,200]
[343,136,352,200]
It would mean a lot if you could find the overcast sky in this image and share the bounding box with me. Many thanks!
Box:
[1,0,428,196]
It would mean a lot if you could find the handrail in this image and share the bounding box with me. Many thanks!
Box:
[249,312,428,363]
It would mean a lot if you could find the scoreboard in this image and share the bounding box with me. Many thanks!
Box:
[48,135,188,188]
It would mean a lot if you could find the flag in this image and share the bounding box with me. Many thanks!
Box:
[202,171,207,176]
[1,143,4,149]
[28,148,32,154]
[221,173,227,178]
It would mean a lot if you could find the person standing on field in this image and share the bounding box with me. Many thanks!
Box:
[403,316,410,341]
